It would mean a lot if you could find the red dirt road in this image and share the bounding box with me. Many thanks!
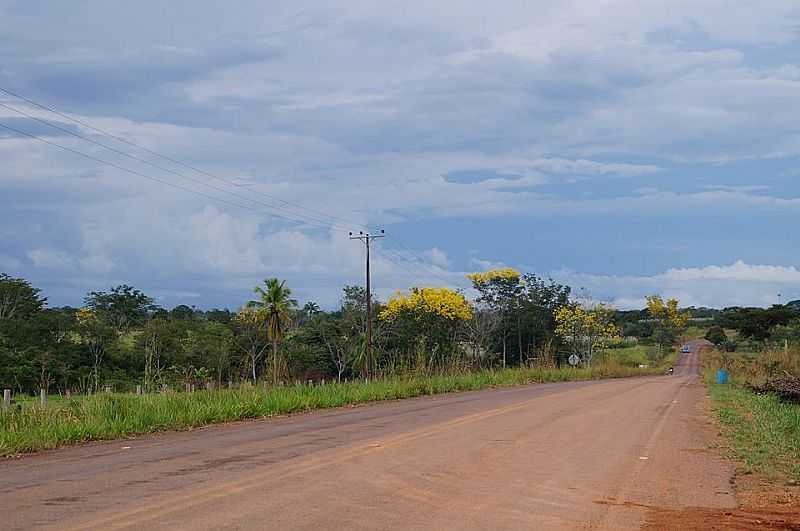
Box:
[2,344,738,529]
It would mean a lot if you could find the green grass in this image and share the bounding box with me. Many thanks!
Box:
[600,344,677,368]
[707,379,800,482]
[683,325,709,339]
[605,345,652,366]
[0,363,661,456]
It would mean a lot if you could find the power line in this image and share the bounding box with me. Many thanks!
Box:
[0,100,353,232]
[379,245,470,289]
[0,120,305,217]
[0,86,371,233]
[0,86,476,289]
[384,241,470,288]
[0,86,475,279]
[0,121,465,288]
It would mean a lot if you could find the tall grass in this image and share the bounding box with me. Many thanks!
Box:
[703,347,800,483]
[0,363,658,456]
[703,347,800,385]
[708,380,800,482]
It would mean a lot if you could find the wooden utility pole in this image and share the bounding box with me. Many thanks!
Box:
[349,230,384,378]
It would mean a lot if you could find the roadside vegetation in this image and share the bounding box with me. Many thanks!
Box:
[1,362,663,456]
[701,305,800,484]
[1,270,689,453]
[707,381,800,482]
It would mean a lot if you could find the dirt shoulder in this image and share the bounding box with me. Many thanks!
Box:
[644,475,800,530]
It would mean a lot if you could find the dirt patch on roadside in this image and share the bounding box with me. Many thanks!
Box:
[643,466,800,529]
[643,504,800,530]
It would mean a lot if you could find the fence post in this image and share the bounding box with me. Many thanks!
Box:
[2,389,10,412]
[136,385,142,395]
[40,389,46,407]
[228,380,233,389]
[65,389,71,399]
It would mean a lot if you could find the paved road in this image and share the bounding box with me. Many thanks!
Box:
[2,340,735,530]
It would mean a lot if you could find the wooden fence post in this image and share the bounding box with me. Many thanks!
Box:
[40,389,46,407]
[2,389,10,412]
[65,389,71,399]
[136,385,142,395]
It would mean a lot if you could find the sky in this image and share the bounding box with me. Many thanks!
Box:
[1,0,799,310]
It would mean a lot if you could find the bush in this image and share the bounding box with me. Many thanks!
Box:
[705,325,727,345]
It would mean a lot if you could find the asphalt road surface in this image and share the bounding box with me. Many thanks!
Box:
[2,340,736,530]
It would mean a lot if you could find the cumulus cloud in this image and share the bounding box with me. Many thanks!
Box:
[1,1,799,307]
[553,261,800,309]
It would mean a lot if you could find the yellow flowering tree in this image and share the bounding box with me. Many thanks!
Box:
[379,287,473,370]
[466,268,521,285]
[554,303,618,367]
[646,295,689,353]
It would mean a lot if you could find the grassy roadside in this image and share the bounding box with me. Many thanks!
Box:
[1,363,660,456]
[706,376,800,483]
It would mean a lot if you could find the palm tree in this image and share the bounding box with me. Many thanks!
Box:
[248,278,297,385]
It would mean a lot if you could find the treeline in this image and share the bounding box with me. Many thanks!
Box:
[0,270,585,395]
[704,304,800,351]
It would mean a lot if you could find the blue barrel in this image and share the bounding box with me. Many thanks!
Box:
[716,369,729,384]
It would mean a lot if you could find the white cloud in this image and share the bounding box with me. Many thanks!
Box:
[26,248,74,269]
[2,1,800,308]
[552,260,800,309]
[428,247,450,268]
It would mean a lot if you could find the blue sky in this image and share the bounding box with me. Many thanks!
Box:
[1,0,800,310]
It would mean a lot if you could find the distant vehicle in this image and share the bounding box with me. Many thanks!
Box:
[681,345,691,353]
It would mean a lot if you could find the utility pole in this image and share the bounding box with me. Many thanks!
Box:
[350,230,385,378]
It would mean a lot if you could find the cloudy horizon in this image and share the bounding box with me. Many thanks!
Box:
[2,1,799,310]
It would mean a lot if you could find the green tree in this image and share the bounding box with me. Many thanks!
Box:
[0,273,46,320]
[467,269,523,368]
[717,306,797,342]
[704,325,727,346]
[75,308,116,392]
[85,284,157,334]
[248,279,297,385]
[184,321,233,386]
[206,308,234,324]
[518,274,571,364]
[170,304,197,321]
[232,309,269,383]
[139,317,182,391]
